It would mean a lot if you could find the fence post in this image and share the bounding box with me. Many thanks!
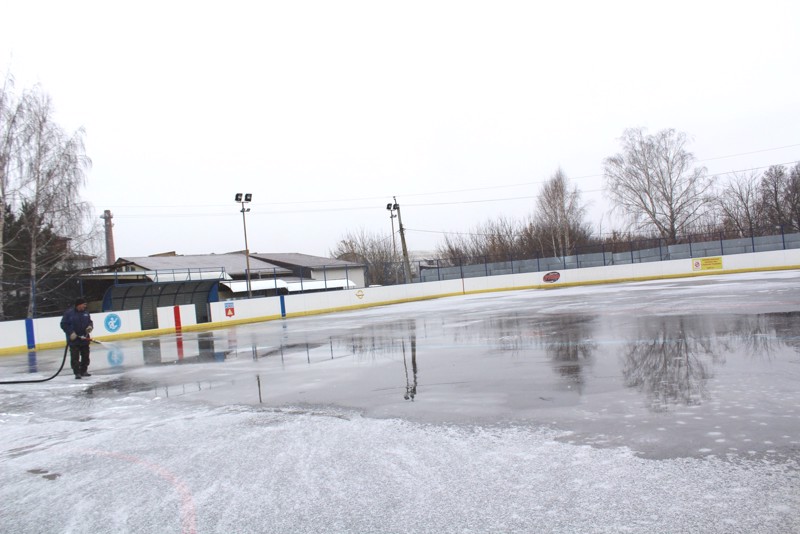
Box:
[436,259,441,281]
[781,225,786,249]
[689,234,693,258]
[484,256,489,277]
[720,232,724,256]
[459,258,464,279]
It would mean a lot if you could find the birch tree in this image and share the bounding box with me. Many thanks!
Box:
[533,168,591,257]
[18,89,91,316]
[0,73,27,319]
[604,128,714,241]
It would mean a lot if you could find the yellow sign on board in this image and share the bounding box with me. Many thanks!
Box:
[692,257,723,271]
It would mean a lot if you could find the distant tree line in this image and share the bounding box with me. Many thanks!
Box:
[333,127,800,284]
[1,73,94,320]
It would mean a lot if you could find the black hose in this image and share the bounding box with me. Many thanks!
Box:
[0,343,69,385]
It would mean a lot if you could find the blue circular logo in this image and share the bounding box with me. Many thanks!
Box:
[104,313,122,333]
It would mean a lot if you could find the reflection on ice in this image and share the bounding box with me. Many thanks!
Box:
[622,316,717,411]
[402,331,418,401]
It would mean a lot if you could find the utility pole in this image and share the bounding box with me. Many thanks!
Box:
[394,196,413,283]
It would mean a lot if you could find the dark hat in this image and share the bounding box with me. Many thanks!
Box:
[75,298,87,306]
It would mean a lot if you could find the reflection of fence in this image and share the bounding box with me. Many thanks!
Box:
[407,228,800,284]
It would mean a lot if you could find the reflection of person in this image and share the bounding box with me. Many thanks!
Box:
[60,298,94,379]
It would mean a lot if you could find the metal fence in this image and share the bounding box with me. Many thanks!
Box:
[19,227,796,322]
[413,228,800,284]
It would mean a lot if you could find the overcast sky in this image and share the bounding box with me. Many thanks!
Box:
[2,0,799,259]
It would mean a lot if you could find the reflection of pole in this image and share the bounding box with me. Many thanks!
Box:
[403,329,418,401]
[411,333,417,395]
[394,196,413,283]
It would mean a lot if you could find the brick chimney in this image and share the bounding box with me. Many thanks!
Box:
[100,210,116,265]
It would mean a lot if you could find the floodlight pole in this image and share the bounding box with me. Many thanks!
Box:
[386,203,398,258]
[390,210,397,257]
[235,193,253,298]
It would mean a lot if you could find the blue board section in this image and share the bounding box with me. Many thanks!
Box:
[209,283,220,302]
[25,318,35,350]
[280,295,286,317]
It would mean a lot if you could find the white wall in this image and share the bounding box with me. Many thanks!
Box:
[2,249,799,355]
[0,319,29,349]
[156,304,199,330]
[1,310,144,353]
[209,297,283,323]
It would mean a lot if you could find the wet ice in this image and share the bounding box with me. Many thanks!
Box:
[1,271,799,533]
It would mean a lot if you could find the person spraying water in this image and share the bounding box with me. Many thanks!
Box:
[60,298,94,379]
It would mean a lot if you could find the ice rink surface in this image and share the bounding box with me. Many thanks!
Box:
[2,271,799,533]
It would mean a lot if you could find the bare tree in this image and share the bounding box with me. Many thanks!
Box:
[533,168,591,257]
[758,165,790,230]
[436,217,521,264]
[331,228,401,285]
[756,163,800,232]
[716,171,762,236]
[785,163,800,231]
[604,128,715,241]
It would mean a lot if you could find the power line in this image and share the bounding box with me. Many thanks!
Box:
[103,157,800,218]
[696,143,800,163]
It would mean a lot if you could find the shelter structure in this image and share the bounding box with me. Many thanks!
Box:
[77,251,365,330]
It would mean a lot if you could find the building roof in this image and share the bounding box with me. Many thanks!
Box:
[221,278,356,294]
[116,253,292,277]
[250,252,363,268]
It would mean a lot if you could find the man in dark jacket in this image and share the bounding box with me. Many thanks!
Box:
[60,298,94,379]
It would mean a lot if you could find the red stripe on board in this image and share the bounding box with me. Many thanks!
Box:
[173,305,182,333]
